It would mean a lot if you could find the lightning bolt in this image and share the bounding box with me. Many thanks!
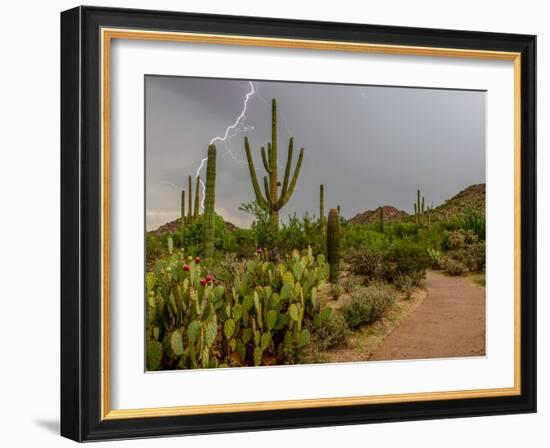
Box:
[195,81,256,209]
[160,181,185,190]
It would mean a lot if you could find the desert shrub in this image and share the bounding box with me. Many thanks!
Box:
[462,241,486,272]
[278,212,324,255]
[388,221,418,239]
[314,311,349,350]
[442,229,478,251]
[341,284,396,329]
[383,240,430,281]
[239,201,275,248]
[345,248,383,280]
[331,283,342,300]
[441,256,465,276]
[341,275,364,293]
[394,274,414,299]
[341,225,390,251]
[229,228,256,258]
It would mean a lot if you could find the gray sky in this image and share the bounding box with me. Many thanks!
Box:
[145,76,485,230]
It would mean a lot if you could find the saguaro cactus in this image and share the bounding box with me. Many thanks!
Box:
[414,189,426,227]
[188,175,193,223]
[194,175,200,219]
[202,145,217,260]
[379,207,384,233]
[244,98,304,230]
[327,208,340,284]
[180,190,186,232]
[319,184,325,233]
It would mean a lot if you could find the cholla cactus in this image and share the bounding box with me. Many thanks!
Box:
[244,99,304,230]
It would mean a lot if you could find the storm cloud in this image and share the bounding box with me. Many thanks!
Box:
[145,76,485,230]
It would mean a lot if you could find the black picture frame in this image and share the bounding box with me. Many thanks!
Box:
[61,5,536,442]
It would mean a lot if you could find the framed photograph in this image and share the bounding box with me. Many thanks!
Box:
[60,6,536,441]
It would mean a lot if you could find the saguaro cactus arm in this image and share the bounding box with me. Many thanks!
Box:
[275,147,303,209]
[279,138,294,199]
[244,137,268,209]
[263,176,271,206]
[261,146,272,174]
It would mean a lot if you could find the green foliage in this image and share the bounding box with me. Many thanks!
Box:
[341,225,390,251]
[427,248,443,269]
[384,240,430,281]
[459,207,486,241]
[341,284,396,329]
[346,240,428,285]
[239,201,274,249]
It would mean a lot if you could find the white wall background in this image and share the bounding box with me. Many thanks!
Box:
[0,0,546,446]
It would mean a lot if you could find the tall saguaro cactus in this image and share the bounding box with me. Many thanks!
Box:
[194,175,200,219]
[202,145,217,260]
[319,184,325,233]
[244,98,304,230]
[327,208,340,284]
[414,189,426,227]
[180,190,186,232]
[379,207,384,233]
[188,175,193,223]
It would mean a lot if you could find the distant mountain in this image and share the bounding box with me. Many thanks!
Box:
[347,184,485,226]
[148,184,486,233]
[431,183,485,221]
[348,205,409,225]
[148,216,237,235]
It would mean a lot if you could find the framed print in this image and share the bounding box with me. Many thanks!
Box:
[60,6,536,442]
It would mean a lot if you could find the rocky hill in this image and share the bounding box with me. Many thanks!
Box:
[348,205,409,225]
[149,216,237,235]
[431,183,485,221]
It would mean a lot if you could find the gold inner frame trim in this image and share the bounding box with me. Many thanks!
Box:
[100,27,522,420]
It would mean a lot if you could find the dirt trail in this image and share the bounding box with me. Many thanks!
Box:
[370,271,485,361]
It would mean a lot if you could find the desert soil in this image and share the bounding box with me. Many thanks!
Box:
[370,270,485,361]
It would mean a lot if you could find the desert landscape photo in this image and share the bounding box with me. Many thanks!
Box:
[144,76,486,370]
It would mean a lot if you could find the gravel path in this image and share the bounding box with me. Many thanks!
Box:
[370,271,485,361]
